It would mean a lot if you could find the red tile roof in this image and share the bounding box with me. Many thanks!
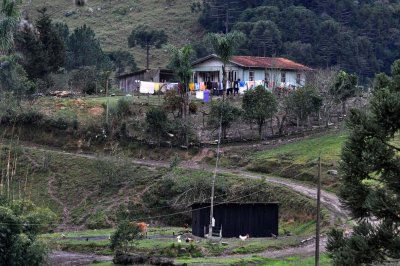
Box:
[231,56,312,71]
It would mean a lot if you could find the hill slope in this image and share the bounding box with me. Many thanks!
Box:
[23,0,203,69]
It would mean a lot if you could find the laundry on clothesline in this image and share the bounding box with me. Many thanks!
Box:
[203,90,210,103]
[140,81,155,94]
[196,91,204,100]
[154,83,162,92]
[200,82,206,91]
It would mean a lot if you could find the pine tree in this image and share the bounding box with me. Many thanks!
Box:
[128,25,168,70]
[327,60,400,265]
[66,24,106,70]
[36,8,66,72]
[15,25,49,80]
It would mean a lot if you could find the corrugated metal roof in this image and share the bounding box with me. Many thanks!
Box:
[231,56,312,71]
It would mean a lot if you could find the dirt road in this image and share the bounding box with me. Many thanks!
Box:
[48,251,112,265]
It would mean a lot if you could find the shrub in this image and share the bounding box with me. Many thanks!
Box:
[163,90,182,117]
[189,102,197,114]
[110,220,141,255]
[116,97,131,118]
[146,107,169,142]
[86,211,111,229]
[16,109,43,125]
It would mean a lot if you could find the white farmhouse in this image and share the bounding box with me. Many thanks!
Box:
[192,54,312,89]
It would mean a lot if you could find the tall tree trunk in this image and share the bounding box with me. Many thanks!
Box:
[146,45,150,70]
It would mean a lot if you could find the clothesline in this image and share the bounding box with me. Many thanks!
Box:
[138,80,298,96]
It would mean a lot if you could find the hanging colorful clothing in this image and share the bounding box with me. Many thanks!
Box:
[195,83,200,91]
[203,90,210,103]
[255,80,263,87]
[189,83,195,91]
[200,82,206,91]
[154,83,161,92]
[140,81,155,94]
[246,81,255,90]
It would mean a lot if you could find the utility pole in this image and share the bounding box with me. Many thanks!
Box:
[209,115,222,238]
[315,156,321,266]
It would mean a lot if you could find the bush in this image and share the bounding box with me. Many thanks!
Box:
[42,116,69,130]
[69,67,98,95]
[116,97,131,118]
[146,107,169,142]
[86,211,111,229]
[189,102,198,114]
[16,109,43,125]
[163,90,182,117]
[110,220,141,255]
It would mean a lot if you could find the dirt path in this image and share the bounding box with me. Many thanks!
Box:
[48,251,112,266]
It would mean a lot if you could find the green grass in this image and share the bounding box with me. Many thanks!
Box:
[42,227,309,258]
[89,262,113,266]
[3,143,322,230]
[245,132,348,191]
[24,0,202,69]
[254,132,347,164]
[175,254,332,266]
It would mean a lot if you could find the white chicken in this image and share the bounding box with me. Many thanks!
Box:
[176,235,182,243]
[239,234,249,241]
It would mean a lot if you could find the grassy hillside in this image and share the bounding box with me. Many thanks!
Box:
[1,143,326,233]
[23,0,202,69]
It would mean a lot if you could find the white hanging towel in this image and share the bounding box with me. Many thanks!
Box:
[196,91,204,100]
[239,87,247,94]
[255,80,263,87]
[140,81,155,94]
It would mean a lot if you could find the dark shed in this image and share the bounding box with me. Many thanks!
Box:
[191,203,279,238]
[117,69,175,93]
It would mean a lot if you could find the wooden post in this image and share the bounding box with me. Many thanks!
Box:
[315,156,321,266]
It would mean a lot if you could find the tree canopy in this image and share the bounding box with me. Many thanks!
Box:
[66,24,108,70]
[204,31,245,96]
[208,100,241,140]
[128,25,168,69]
[242,85,277,139]
[0,198,57,266]
[327,60,400,265]
[0,0,21,54]
[194,0,400,81]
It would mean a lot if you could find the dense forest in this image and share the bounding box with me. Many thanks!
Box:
[192,0,400,83]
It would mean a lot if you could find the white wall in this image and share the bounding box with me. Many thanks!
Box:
[193,58,307,86]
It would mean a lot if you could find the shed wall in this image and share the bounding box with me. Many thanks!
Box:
[191,203,279,238]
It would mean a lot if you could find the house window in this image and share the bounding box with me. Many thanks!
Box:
[249,71,254,81]
[281,72,286,83]
[296,73,301,84]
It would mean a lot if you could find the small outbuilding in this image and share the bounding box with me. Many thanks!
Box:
[191,202,279,238]
[117,68,175,93]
